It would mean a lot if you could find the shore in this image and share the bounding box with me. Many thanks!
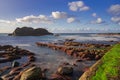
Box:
[0,40,114,80]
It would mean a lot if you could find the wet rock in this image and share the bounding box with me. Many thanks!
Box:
[62,62,70,65]
[72,63,78,67]
[2,45,13,50]
[57,66,73,75]
[28,55,36,62]
[83,66,90,72]
[20,67,43,80]
[21,62,30,67]
[76,59,83,62]
[66,50,74,56]
[9,67,22,75]
[12,61,20,67]
[50,74,72,80]
[0,78,3,80]
[42,68,49,73]
[1,74,14,80]
[0,66,11,72]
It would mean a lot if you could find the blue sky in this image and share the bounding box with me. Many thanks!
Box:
[0,0,120,33]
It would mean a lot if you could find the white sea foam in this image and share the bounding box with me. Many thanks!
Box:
[60,35,120,41]
[14,44,31,46]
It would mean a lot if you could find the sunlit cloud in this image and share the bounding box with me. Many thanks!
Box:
[92,13,97,17]
[16,15,52,24]
[67,17,76,23]
[51,11,68,19]
[91,18,105,24]
[108,4,120,16]
[68,1,90,11]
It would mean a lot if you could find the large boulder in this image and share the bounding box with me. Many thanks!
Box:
[20,67,43,80]
[9,27,53,36]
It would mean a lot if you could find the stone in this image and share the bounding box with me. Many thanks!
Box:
[28,55,36,62]
[50,74,72,80]
[12,61,20,67]
[57,66,73,75]
[20,67,43,80]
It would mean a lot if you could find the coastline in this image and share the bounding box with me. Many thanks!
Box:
[0,33,119,80]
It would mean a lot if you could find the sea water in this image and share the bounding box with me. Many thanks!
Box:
[0,33,120,78]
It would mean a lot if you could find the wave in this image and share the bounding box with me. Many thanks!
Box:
[14,44,31,47]
[60,35,120,41]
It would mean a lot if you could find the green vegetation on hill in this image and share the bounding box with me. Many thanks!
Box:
[91,44,120,80]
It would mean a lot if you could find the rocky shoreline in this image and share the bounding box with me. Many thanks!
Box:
[0,45,37,80]
[0,41,112,80]
[35,41,112,80]
[36,41,111,60]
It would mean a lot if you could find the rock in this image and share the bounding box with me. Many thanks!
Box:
[0,66,11,72]
[9,67,22,75]
[76,59,83,62]
[71,62,78,67]
[1,74,13,80]
[12,61,20,67]
[57,66,73,75]
[42,68,49,73]
[62,62,70,65]
[9,27,53,36]
[50,74,72,80]
[0,78,3,80]
[21,62,30,67]
[20,67,43,80]
[28,55,36,62]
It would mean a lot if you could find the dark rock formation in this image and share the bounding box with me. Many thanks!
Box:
[57,66,73,75]
[20,67,43,80]
[9,27,53,36]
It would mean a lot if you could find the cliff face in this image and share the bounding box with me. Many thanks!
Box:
[9,27,53,36]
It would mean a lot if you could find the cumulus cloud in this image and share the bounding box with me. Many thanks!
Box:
[67,17,76,23]
[68,1,90,11]
[108,4,120,16]
[51,11,78,23]
[16,15,52,24]
[51,11,68,19]
[111,16,120,24]
[91,18,104,24]
[108,4,120,25]
[92,13,97,17]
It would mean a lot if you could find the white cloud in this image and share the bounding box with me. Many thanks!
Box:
[108,4,120,16]
[108,4,120,25]
[68,1,90,11]
[51,11,68,19]
[0,20,11,24]
[111,16,120,24]
[79,6,89,11]
[92,13,97,17]
[67,17,76,23]
[16,15,52,24]
[91,17,104,24]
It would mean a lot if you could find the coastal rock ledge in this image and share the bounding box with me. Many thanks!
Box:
[9,27,53,36]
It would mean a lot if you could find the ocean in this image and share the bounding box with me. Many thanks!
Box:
[0,33,120,78]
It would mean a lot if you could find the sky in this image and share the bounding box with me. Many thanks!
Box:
[0,0,120,33]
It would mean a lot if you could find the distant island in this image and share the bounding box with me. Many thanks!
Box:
[8,27,53,36]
